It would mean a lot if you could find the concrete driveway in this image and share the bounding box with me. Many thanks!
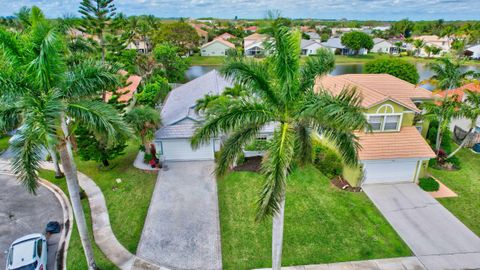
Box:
[136,161,222,270]
[0,169,64,270]
[363,183,480,270]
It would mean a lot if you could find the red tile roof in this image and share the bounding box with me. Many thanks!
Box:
[437,82,480,102]
[355,127,436,160]
[104,75,142,103]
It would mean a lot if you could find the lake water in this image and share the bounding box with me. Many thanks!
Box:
[185,63,479,91]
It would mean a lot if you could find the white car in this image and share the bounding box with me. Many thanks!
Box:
[5,234,47,270]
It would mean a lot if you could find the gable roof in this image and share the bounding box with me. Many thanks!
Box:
[355,126,436,160]
[315,74,432,112]
[104,75,142,103]
[201,38,235,49]
[301,39,322,49]
[217,32,236,40]
[244,33,267,40]
[437,82,480,102]
[160,69,233,127]
[321,37,345,49]
[373,38,388,44]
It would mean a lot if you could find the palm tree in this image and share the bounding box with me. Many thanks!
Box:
[125,106,161,151]
[412,39,425,57]
[191,23,368,269]
[426,57,478,154]
[448,89,480,158]
[0,12,131,270]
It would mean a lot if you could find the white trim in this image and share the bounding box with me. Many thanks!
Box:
[375,104,395,114]
[366,113,403,132]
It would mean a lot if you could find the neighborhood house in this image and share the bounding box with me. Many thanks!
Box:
[200,38,235,56]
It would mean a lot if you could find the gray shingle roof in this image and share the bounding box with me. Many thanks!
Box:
[156,69,233,139]
[300,39,320,49]
[321,37,345,49]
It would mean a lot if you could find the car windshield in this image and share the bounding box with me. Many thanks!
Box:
[13,262,37,270]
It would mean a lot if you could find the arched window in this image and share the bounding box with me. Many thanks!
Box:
[376,104,395,114]
[367,104,402,132]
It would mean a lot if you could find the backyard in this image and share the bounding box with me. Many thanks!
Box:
[430,149,480,236]
[218,165,411,269]
[40,143,157,269]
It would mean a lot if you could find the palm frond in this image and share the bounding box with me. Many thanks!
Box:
[257,123,295,221]
[191,99,275,149]
[67,100,133,144]
[300,48,335,93]
[293,122,312,165]
[221,58,281,106]
[215,124,262,176]
[320,128,361,166]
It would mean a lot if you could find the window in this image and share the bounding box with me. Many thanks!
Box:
[36,240,43,257]
[368,116,383,131]
[367,114,401,132]
[384,115,401,130]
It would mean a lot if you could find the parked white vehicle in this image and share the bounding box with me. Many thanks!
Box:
[5,234,47,270]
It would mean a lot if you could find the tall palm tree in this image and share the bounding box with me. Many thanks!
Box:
[426,57,478,154]
[0,12,131,270]
[412,39,425,57]
[448,89,480,158]
[191,23,368,269]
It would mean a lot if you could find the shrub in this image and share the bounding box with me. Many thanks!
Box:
[136,77,171,107]
[144,153,153,163]
[365,58,419,84]
[244,139,269,151]
[313,143,343,178]
[419,177,440,192]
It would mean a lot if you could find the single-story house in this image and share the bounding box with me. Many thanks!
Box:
[200,38,235,56]
[371,38,397,54]
[438,82,480,138]
[465,44,480,59]
[321,37,368,55]
[315,74,435,186]
[244,33,269,56]
[244,26,257,33]
[413,35,451,57]
[300,39,323,56]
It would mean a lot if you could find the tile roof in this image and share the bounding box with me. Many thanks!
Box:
[315,74,432,112]
[104,75,142,103]
[156,70,232,139]
[202,38,235,49]
[355,126,436,160]
[437,82,480,102]
[244,33,267,40]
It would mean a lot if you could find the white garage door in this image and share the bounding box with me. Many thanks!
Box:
[362,159,419,185]
[159,139,214,161]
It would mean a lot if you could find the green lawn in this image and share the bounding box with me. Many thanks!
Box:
[218,165,411,269]
[40,143,158,269]
[0,135,10,152]
[429,149,480,236]
[188,53,480,67]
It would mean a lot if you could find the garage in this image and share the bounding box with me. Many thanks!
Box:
[158,139,215,161]
[362,159,420,184]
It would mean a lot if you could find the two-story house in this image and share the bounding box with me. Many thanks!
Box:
[315,74,436,186]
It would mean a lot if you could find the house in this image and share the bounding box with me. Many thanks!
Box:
[200,38,235,56]
[216,32,236,41]
[321,37,368,55]
[371,38,397,54]
[155,70,230,161]
[104,74,142,103]
[413,35,451,57]
[244,26,257,33]
[126,39,151,54]
[193,26,209,45]
[243,33,269,56]
[300,39,323,56]
[304,31,321,41]
[438,83,480,143]
[315,74,435,186]
[465,44,480,59]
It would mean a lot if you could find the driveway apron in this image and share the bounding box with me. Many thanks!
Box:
[363,183,480,270]
[136,161,222,270]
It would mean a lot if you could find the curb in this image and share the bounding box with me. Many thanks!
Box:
[39,178,73,270]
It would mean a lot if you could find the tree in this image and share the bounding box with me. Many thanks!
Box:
[0,13,131,270]
[79,0,117,63]
[447,90,480,158]
[191,22,367,270]
[153,43,190,82]
[426,57,478,155]
[152,21,199,54]
[340,31,374,54]
[392,18,415,37]
[125,106,161,151]
[412,39,425,57]
[365,58,419,84]
[76,126,128,167]
[136,77,171,107]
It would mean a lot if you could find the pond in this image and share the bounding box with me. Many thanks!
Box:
[185,63,480,91]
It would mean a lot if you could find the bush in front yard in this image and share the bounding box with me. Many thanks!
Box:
[313,143,343,178]
[419,177,440,192]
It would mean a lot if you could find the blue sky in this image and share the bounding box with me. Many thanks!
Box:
[0,0,479,20]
